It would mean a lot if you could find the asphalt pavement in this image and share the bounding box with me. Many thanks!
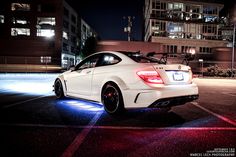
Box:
[0,74,235,157]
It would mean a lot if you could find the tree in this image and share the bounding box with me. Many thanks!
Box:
[81,36,97,58]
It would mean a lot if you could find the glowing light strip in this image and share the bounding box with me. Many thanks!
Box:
[58,100,104,112]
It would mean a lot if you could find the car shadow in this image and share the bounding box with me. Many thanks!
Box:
[96,108,186,128]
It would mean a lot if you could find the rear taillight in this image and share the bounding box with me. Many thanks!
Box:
[137,71,163,84]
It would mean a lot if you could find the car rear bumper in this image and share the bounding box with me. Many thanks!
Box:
[122,83,198,108]
[148,94,199,108]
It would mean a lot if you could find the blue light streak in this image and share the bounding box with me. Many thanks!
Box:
[57,99,104,112]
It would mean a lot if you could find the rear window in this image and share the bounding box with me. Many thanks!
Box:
[123,52,161,63]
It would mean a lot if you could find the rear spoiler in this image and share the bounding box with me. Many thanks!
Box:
[146,52,196,65]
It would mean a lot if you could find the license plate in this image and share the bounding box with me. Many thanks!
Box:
[173,72,184,81]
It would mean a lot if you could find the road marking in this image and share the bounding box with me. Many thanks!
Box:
[60,111,103,157]
[1,123,236,131]
[191,102,236,127]
[1,95,49,109]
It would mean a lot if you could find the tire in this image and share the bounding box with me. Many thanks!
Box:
[102,83,124,115]
[54,79,65,99]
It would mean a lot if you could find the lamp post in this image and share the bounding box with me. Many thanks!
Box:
[232,23,235,76]
[123,16,135,41]
[199,59,203,77]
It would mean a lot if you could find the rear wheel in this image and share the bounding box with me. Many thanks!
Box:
[54,79,65,99]
[102,83,124,115]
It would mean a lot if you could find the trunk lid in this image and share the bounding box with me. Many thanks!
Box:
[152,64,192,85]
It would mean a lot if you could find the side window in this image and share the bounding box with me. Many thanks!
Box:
[75,55,100,70]
[97,54,121,67]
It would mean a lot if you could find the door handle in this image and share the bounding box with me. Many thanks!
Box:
[86,71,91,74]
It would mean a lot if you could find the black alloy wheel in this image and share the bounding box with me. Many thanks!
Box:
[54,79,65,99]
[102,83,124,115]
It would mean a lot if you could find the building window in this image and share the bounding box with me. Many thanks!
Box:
[181,46,196,53]
[71,36,76,44]
[37,17,55,37]
[204,15,217,23]
[71,46,75,53]
[167,22,183,33]
[40,56,51,63]
[12,17,29,25]
[200,47,212,54]
[11,3,30,11]
[0,15,4,23]
[11,28,30,36]
[71,25,76,33]
[203,6,217,15]
[37,17,56,26]
[152,20,166,37]
[167,22,183,38]
[37,29,55,38]
[164,45,177,54]
[64,7,69,17]
[71,14,76,24]
[202,24,216,34]
[82,25,87,33]
[63,20,69,29]
[38,4,55,13]
[63,31,68,40]
[168,3,183,11]
[63,43,69,51]
[163,45,177,57]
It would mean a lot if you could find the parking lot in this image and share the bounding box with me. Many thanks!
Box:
[0,74,236,157]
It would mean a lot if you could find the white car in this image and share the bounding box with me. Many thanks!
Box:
[54,51,199,114]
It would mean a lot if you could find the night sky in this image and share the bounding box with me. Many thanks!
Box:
[66,0,235,41]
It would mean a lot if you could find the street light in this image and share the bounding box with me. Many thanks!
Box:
[231,4,236,76]
[232,24,235,76]
[123,16,135,41]
[199,59,203,77]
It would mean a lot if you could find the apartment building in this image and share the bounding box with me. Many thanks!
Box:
[144,0,229,60]
[0,0,96,72]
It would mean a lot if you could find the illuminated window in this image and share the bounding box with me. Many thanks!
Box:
[11,3,30,11]
[204,16,217,23]
[181,46,196,53]
[167,22,183,33]
[37,17,55,38]
[12,17,29,25]
[11,28,30,36]
[0,15,4,23]
[37,17,56,26]
[40,56,51,63]
[37,29,55,38]
[63,31,68,40]
[168,3,183,11]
